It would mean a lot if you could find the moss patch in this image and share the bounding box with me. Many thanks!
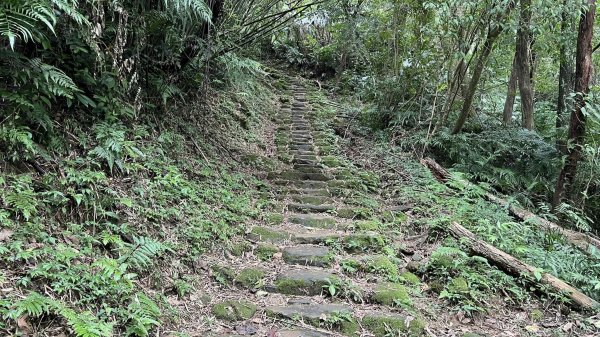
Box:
[248,226,289,243]
[342,233,386,253]
[367,255,399,279]
[211,300,257,321]
[211,264,235,285]
[362,314,425,336]
[400,272,421,285]
[230,241,252,257]
[322,156,341,168]
[447,277,469,293]
[256,243,279,261]
[355,220,382,231]
[234,268,265,289]
[264,213,284,225]
[371,283,411,307]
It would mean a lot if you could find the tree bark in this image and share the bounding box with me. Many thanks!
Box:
[448,222,598,310]
[516,0,534,130]
[557,0,573,130]
[421,157,600,254]
[553,0,595,208]
[503,55,518,125]
[451,29,500,134]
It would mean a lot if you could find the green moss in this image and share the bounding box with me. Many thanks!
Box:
[529,309,544,322]
[342,233,386,253]
[248,226,288,243]
[382,210,408,224]
[447,277,469,293]
[211,300,257,321]
[371,283,411,307]
[355,220,382,231]
[367,255,399,279]
[256,243,279,261]
[339,320,359,336]
[400,272,421,285]
[274,278,311,295]
[234,268,265,289]
[264,213,284,225]
[230,241,252,257]
[211,264,235,284]
[362,315,425,336]
[292,195,331,205]
[322,156,341,168]
[337,207,371,220]
[328,180,348,189]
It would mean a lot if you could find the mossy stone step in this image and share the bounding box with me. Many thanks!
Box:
[247,226,290,243]
[273,180,327,189]
[371,282,410,306]
[290,194,334,205]
[282,245,332,267]
[289,214,338,229]
[277,330,328,337]
[269,171,329,182]
[293,166,323,173]
[278,188,330,197]
[362,313,426,337]
[272,269,338,295]
[266,303,353,323]
[292,230,346,244]
[211,300,257,321]
[288,203,335,214]
[292,158,320,166]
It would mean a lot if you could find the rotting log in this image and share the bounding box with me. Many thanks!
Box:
[448,222,599,311]
[420,157,600,253]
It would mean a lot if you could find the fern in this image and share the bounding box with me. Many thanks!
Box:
[125,293,161,337]
[119,236,170,270]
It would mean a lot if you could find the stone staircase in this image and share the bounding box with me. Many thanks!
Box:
[207,82,425,337]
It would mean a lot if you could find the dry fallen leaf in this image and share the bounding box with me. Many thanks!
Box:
[17,315,30,332]
[272,252,283,259]
[0,229,14,242]
[562,322,573,332]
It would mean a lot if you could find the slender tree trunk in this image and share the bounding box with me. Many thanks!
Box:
[452,29,501,134]
[552,0,595,208]
[557,0,573,129]
[503,55,518,125]
[516,0,534,130]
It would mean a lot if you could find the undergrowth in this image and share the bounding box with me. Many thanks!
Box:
[0,64,279,335]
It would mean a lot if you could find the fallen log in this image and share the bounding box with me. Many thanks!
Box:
[448,222,599,311]
[420,157,600,253]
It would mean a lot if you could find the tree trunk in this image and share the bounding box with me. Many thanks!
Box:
[552,0,595,208]
[451,29,501,134]
[557,0,573,130]
[516,0,534,130]
[448,222,598,310]
[503,55,518,125]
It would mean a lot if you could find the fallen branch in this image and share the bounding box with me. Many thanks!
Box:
[420,157,600,253]
[448,222,598,311]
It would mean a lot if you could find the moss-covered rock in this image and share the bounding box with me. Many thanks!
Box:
[248,226,289,243]
[230,241,252,257]
[274,270,337,296]
[337,207,371,220]
[342,233,386,253]
[447,277,469,294]
[211,264,235,284]
[366,255,399,279]
[234,268,266,289]
[529,309,544,322]
[264,213,284,225]
[212,300,257,321]
[355,220,382,231]
[322,156,341,168]
[371,283,411,307]
[256,243,279,261]
[362,314,425,336]
[400,271,421,285]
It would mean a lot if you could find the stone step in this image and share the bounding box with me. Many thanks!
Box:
[291,230,346,244]
[268,171,328,182]
[289,194,334,205]
[294,154,318,161]
[277,188,330,197]
[266,303,352,322]
[247,226,291,243]
[276,330,328,337]
[288,214,338,229]
[270,269,338,295]
[293,165,323,173]
[282,245,332,267]
[273,180,327,189]
[292,158,320,166]
[288,203,335,213]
